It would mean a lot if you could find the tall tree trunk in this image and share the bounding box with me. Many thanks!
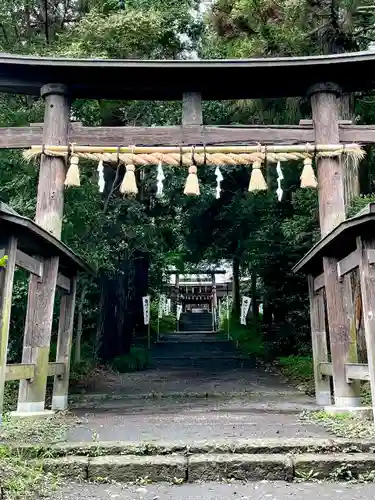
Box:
[251,267,259,319]
[96,256,133,362]
[232,256,241,316]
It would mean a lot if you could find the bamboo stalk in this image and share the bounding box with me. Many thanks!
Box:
[28,144,362,155]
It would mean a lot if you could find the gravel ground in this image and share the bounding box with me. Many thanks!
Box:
[52,481,375,499]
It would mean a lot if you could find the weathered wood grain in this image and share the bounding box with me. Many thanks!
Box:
[52,278,76,410]
[57,273,71,293]
[308,275,331,405]
[5,363,35,381]
[0,122,374,148]
[311,86,360,408]
[17,256,59,412]
[357,236,375,419]
[16,249,43,278]
[337,249,360,277]
[0,236,17,419]
[17,84,70,414]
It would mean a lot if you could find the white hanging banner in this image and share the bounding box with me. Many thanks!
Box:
[215,166,224,199]
[166,298,171,315]
[240,296,251,325]
[177,304,183,320]
[156,161,165,197]
[276,161,284,202]
[226,295,230,320]
[142,295,150,325]
[158,295,165,319]
[97,160,105,193]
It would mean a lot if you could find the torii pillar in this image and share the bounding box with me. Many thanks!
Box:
[17,84,71,415]
[309,82,361,408]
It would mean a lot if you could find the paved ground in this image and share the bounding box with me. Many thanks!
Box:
[53,481,375,499]
[73,366,298,397]
[67,367,330,443]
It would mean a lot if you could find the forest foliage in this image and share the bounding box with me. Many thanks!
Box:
[1,0,375,367]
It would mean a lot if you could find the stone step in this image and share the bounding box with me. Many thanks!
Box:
[18,437,375,458]
[38,451,375,483]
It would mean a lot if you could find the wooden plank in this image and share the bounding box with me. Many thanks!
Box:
[52,278,77,410]
[16,249,43,277]
[345,363,369,382]
[57,273,71,293]
[5,363,35,381]
[1,122,375,148]
[0,236,17,418]
[319,362,333,377]
[300,119,352,126]
[341,124,375,143]
[182,92,203,127]
[367,249,375,264]
[0,125,315,148]
[313,273,325,292]
[48,362,65,377]
[337,249,360,277]
[357,236,375,419]
[308,276,331,405]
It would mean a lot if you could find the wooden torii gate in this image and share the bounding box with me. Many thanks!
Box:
[1,51,375,417]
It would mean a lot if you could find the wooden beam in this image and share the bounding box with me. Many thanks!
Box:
[16,249,43,278]
[0,124,315,149]
[48,362,65,377]
[313,273,325,292]
[319,362,333,377]
[367,249,375,265]
[57,273,71,293]
[0,122,375,148]
[5,363,35,381]
[300,119,352,126]
[337,249,360,277]
[345,363,369,382]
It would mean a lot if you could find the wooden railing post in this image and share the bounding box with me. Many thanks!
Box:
[307,276,331,405]
[0,236,17,421]
[310,83,361,408]
[52,278,77,410]
[357,237,375,419]
[16,84,70,415]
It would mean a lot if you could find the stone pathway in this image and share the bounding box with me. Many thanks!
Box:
[53,481,375,499]
[68,366,329,443]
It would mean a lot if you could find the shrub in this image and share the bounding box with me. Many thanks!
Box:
[111,346,150,373]
[221,314,265,358]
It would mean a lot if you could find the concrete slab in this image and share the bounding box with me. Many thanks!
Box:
[67,366,329,444]
[51,481,375,499]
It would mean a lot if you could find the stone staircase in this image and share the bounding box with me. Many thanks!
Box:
[152,332,254,370]
[179,311,213,332]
